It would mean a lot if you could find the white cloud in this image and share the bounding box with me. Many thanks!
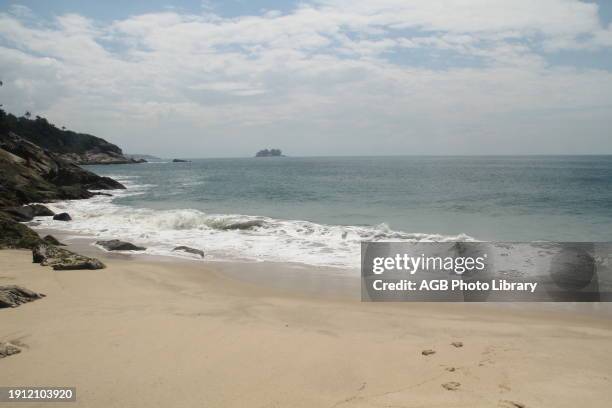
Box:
[0,0,611,155]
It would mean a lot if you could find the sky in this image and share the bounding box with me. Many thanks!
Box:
[0,0,612,157]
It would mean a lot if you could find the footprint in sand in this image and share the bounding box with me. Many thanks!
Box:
[498,383,511,392]
[441,381,461,391]
[0,341,22,358]
[479,346,497,366]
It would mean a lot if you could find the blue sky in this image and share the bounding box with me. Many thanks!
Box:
[1,0,612,156]
[7,0,612,26]
[4,1,300,21]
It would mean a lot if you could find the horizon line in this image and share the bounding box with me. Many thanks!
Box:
[127,153,612,160]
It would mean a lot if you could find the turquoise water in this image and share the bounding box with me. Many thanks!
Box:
[88,156,612,242]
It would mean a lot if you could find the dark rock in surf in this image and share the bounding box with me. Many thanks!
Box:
[221,220,265,230]
[96,239,146,251]
[53,212,71,221]
[0,285,45,308]
[172,159,191,163]
[173,246,204,258]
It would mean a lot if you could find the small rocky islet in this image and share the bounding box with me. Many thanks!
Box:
[255,148,284,157]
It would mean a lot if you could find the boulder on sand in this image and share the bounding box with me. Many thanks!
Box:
[0,285,45,308]
[32,244,105,270]
[173,246,204,258]
[53,212,72,221]
[96,239,146,251]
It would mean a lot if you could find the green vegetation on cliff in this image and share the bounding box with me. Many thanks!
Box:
[1,109,118,154]
[0,109,142,164]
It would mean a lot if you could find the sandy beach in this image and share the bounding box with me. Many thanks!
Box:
[2,0,612,406]
[2,248,612,408]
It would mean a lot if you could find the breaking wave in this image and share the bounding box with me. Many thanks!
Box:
[32,176,474,269]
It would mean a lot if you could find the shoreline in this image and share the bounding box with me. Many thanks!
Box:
[32,226,362,300]
[29,227,612,318]
[2,249,612,407]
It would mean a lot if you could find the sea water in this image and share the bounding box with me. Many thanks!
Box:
[34,156,612,268]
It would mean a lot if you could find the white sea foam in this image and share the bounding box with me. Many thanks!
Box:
[32,177,475,269]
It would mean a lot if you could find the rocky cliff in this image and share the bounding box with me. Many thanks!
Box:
[0,111,125,268]
[0,130,124,266]
[0,110,144,165]
[0,131,125,208]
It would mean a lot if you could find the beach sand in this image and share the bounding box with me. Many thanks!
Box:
[2,248,612,407]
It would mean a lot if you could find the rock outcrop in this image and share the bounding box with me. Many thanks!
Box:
[0,131,125,208]
[0,110,119,272]
[96,240,146,251]
[0,110,144,165]
[42,235,65,246]
[30,204,55,216]
[126,154,161,162]
[32,244,105,270]
[59,152,146,165]
[172,159,190,163]
[0,213,43,249]
[3,204,55,222]
[0,109,123,273]
[0,285,45,308]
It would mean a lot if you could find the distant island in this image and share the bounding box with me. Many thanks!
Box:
[255,149,284,157]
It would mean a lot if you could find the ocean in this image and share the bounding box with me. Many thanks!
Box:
[35,156,612,269]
